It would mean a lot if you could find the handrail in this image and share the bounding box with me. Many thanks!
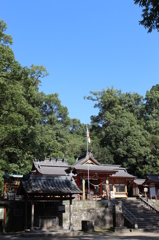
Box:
[139,196,159,213]
[122,204,138,229]
[112,198,138,228]
[122,205,137,224]
[148,199,159,209]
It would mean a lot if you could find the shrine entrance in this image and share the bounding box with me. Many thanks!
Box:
[17,174,82,231]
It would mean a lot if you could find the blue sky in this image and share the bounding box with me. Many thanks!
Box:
[1,1,159,124]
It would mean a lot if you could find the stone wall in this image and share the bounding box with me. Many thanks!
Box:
[3,200,114,232]
[63,200,114,230]
[4,201,63,232]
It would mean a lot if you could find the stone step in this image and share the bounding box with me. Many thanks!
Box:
[131,213,157,216]
[138,225,159,228]
[126,212,158,217]
[137,224,159,227]
[127,212,157,215]
[124,207,155,211]
[138,226,159,229]
[138,222,159,225]
[120,198,159,229]
[137,220,159,223]
[137,218,159,220]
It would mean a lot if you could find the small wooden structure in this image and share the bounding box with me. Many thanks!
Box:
[3,174,23,200]
[143,174,159,199]
[18,174,82,231]
[132,179,145,197]
[1,174,82,232]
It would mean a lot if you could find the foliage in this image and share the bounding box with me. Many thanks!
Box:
[0,20,49,192]
[134,0,159,32]
[0,20,88,194]
[87,87,159,177]
[1,19,159,194]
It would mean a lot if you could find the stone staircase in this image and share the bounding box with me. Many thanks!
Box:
[121,198,159,231]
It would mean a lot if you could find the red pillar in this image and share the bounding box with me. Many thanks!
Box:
[76,176,80,188]
[100,179,102,196]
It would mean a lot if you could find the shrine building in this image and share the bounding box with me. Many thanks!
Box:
[31,153,135,199]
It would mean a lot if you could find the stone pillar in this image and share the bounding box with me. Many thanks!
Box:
[83,179,85,200]
[31,202,34,231]
[2,207,6,233]
[114,201,125,229]
[69,195,73,231]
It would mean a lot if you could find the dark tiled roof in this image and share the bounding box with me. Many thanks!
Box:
[134,179,145,185]
[33,159,68,175]
[32,154,134,179]
[34,158,68,167]
[71,153,133,175]
[72,153,101,166]
[147,174,159,183]
[3,174,23,179]
[35,166,68,175]
[19,175,82,195]
[110,169,135,178]
[102,164,121,168]
[73,165,117,172]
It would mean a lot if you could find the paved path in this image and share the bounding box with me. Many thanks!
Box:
[1,231,159,240]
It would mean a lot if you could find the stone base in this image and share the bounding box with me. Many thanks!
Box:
[69,225,74,231]
[114,226,128,232]
[39,217,59,230]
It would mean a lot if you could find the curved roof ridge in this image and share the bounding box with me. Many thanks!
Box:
[72,153,100,166]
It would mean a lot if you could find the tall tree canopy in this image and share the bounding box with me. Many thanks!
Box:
[0,20,88,192]
[86,87,159,177]
[134,0,159,32]
[0,20,48,185]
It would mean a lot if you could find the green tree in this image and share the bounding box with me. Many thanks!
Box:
[0,20,48,192]
[38,93,70,159]
[144,86,159,135]
[87,88,152,177]
[134,0,159,32]
[143,85,159,175]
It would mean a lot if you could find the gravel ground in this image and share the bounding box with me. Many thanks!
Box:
[0,230,159,240]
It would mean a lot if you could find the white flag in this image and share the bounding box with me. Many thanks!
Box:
[87,128,91,143]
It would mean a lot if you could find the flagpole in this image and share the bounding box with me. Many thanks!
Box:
[87,129,88,157]
[87,127,90,198]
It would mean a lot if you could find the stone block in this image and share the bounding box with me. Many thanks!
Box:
[82,220,94,232]
[114,201,124,228]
